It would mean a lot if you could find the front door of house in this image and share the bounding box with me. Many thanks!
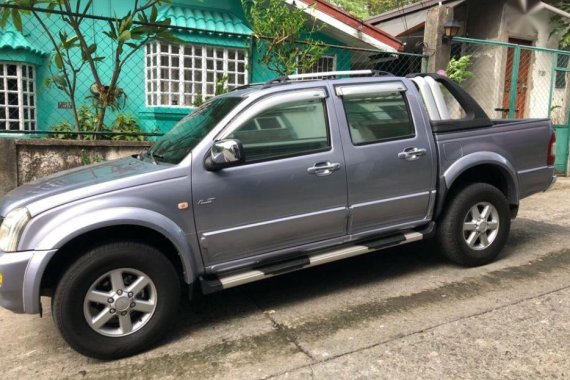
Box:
[502,38,533,119]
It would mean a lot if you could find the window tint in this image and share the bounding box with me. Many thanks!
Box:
[343,92,414,145]
[228,98,329,162]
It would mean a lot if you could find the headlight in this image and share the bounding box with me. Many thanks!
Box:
[0,208,31,252]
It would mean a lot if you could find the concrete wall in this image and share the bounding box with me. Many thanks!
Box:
[0,139,151,197]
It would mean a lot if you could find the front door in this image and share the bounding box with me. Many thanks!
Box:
[192,88,348,266]
[332,80,436,236]
[502,38,533,119]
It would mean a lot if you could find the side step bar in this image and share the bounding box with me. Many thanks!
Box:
[200,222,435,294]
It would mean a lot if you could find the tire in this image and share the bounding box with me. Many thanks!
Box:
[52,241,181,360]
[437,183,511,267]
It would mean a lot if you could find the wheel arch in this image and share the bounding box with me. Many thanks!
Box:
[40,225,189,293]
[435,153,519,219]
[22,208,197,314]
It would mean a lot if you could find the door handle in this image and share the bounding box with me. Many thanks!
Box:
[398,147,427,161]
[307,161,341,176]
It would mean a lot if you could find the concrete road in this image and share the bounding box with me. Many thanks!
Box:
[1,179,570,380]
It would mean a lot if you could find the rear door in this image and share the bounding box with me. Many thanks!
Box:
[192,88,348,266]
[332,80,437,236]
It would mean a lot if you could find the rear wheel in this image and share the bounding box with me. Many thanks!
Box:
[52,241,180,359]
[437,183,511,267]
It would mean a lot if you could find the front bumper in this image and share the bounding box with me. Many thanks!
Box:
[0,249,57,314]
[0,250,34,313]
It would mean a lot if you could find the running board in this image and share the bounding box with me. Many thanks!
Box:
[200,222,434,294]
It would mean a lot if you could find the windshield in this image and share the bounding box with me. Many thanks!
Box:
[148,97,244,164]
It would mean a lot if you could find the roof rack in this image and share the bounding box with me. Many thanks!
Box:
[261,70,394,89]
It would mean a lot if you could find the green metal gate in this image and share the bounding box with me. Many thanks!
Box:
[450,37,570,174]
[551,66,570,174]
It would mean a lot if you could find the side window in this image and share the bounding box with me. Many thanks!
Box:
[343,92,415,145]
[228,98,330,162]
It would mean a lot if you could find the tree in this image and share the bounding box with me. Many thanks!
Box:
[0,0,179,136]
[547,1,570,48]
[367,0,415,17]
[329,0,369,18]
[243,0,327,76]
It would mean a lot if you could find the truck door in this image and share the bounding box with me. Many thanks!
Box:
[332,80,437,236]
[192,88,348,266]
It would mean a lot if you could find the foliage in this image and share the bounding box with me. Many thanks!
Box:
[328,0,415,18]
[50,107,144,141]
[243,0,327,76]
[49,105,102,139]
[215,76,228,96]
[446,55,474,84]
[49,121,75,139]
[111,114,144,141]
[79,149,104,165]
[329,0,369,18]
[76,105,106,139]
[193,91,204,107]
[0,0,180,135]
[547,1,570,48]
[366,0,414,16]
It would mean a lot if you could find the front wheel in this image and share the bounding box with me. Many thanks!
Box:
[52,241,181,359]
[437,183,511,267]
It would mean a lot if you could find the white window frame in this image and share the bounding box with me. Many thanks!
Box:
[145,42,249,108]
[0,62,37,131]
[297,55,337,75]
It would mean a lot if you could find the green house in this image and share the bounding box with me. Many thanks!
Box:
[0,0,401,136]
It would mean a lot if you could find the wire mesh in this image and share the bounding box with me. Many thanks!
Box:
[450,38,570,121]
[0,3,428,138]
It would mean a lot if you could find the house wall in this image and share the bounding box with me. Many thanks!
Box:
[1,0,355,136]
[452,1,509,119]
[456,1,564,120]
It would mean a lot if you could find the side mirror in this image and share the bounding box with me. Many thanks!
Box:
[204,139,245,171]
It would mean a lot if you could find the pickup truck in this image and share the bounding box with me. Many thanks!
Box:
[0,72,556,359]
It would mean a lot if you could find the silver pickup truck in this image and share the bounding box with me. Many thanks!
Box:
[0,72,556,359]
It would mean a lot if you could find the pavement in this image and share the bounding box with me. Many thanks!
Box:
[1,178,570,380]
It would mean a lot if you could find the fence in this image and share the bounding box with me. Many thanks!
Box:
[450,37,570,174]
[0,3,427,140]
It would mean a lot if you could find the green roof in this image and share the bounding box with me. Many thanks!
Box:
[0,27,46,56]
[159,6,253,36]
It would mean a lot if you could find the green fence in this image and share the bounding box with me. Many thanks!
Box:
[450,37,570,174]
[0,3,428,140]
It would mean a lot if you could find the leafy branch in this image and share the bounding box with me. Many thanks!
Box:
[243,0,327,76]
[0,0,180,136]
[446,55,474,84]
[548,1,570,48]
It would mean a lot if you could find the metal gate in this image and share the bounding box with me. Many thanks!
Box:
[450,37,570,175]
[551,66,570,174]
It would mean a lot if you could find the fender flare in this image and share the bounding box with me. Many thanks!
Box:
[435,152,519,218]
[22,207,196,314]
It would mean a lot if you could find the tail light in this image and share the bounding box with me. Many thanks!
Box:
[547,132,556,166]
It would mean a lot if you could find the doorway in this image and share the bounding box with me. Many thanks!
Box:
[502,38,533,119]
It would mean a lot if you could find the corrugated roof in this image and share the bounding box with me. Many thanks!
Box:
[159,6,253,36]
[0,27,46,55]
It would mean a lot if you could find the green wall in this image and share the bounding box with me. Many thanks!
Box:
[1,0,354,134]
